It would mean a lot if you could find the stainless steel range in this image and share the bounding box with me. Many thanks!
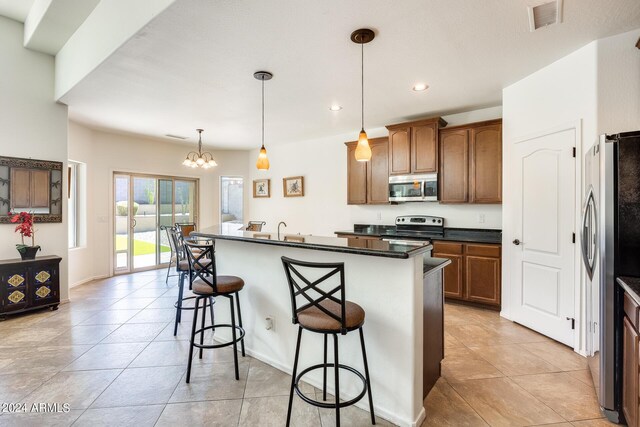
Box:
[382,215,445,246]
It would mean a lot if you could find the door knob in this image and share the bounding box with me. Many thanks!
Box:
[513,239,521,245]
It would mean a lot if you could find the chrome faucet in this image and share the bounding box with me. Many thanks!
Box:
[277,221,287,240]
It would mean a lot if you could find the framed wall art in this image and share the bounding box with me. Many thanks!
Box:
[0,156,63,224]
[283,176,304,197]
[253,179,270,198]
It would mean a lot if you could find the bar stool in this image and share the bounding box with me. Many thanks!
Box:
[245,221,266,231]
[167,228,213,336]
[175,222,197,238]
[161,225,179,284]
[184,239,246,383]
[281,256,375,427]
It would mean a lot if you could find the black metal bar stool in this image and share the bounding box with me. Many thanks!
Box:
[281,256,375,427]
[160,225,179,284]
[167,228,213,336]
[184,239,246,383]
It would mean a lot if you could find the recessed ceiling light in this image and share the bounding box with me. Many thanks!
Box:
[413,83,429,92]
[329,105,343,111]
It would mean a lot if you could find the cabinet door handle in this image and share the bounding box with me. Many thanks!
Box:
[513,239,522,245]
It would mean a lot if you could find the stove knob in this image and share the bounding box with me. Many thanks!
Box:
[438,219,442,223]
[432,219,436,223]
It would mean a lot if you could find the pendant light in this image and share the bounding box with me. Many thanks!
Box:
[254,71,273,170]
[182,129,217,169]
[351,28,375,162]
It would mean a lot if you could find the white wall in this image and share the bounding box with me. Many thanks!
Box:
[67,122,249,286]
[502,40,598,352]
[0,17,69,300]
[597,28,640,135]
[247,106,503,237]
[501,27,640,353]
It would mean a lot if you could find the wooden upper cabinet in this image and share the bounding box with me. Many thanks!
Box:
[388,127,411,175]
[346,142,367,205]
[411,123,438,173]
[439,129,469,203]
[387,117,446,176]
[346,138,389,205]
[439,119,502,204]
[367,139,390,204]
[470,124,502,203]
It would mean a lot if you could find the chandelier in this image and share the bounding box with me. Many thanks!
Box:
[182,129,217,169]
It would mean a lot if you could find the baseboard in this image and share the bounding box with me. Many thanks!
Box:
[224,341,419,427]
[69,274,110,288]
[412,407,426,427]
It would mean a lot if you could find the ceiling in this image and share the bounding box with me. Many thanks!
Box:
[53,0,640,149]
[0,0,34,22]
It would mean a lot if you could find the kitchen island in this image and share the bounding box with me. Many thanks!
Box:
[192,225,449,427]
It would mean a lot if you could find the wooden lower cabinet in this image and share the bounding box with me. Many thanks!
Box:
[623,291,640,427]
[466,255,501,305]
[433,241,501,308]
[441,254,464,299]
[335,234,381,241]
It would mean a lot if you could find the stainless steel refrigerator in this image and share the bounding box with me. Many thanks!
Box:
[584,131,640,423]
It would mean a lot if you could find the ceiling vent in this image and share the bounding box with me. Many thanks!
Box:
[528,0,563,31]
[165,134,188,140]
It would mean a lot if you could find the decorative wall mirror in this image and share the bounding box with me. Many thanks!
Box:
[0,156,63,223]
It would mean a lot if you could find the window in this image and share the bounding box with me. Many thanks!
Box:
[220,177,243,224]
[68,161,84,249]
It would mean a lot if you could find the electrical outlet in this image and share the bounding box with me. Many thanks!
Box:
[265,316,275,331]
[478,214,486,224]
[376,212,382,221]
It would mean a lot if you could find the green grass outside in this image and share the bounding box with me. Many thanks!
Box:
[116,235,170,256]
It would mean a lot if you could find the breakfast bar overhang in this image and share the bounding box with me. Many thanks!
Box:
[192,226,449,427]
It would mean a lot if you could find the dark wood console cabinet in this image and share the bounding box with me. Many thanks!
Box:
[0,255,61,317]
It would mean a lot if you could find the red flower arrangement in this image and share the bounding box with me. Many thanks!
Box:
[10,211,36,248]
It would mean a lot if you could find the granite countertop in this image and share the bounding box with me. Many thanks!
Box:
[423,257,451,276]
[192,225,432,259]
[618,277,640,304]
[335,224,502,244]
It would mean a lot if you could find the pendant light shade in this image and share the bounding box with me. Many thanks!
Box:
[351,28,375,162]
[254,71,273,170]
[355,129,371,161]
[256,145,269,170]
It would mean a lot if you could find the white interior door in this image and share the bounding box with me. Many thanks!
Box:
[511,128,576,346]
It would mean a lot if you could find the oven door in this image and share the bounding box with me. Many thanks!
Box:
[389,174,437,202]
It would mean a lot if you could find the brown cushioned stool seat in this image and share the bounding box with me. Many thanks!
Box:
[298,300,364,332]
[192,276,244,295]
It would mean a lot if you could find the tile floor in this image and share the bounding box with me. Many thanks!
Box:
[0,269,617,426]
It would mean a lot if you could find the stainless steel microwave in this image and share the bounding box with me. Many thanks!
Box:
[388,173,438,202]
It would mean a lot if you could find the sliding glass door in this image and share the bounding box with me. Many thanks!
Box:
[113,173,198,274]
